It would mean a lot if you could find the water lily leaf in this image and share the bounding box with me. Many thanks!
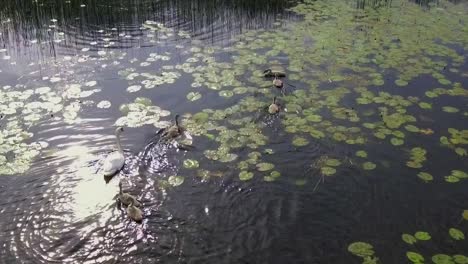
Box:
[239,171,254,181]
[321,166,336,176]
[407,252,424,263]
[390,137,404,146]
[419,102,432,109]
[432,254,454,264]
[463,210,468,220]
[417,172,433,182]
[445,176,460,183]
[453,255,468,264]
[256,162,275,172]
[402,234,417,245]
[405,125,420,133]
[306,114,322,122]
[414,231,431,241]
[347,242,374,258]
[395,79,408,86]
[168,175,184,186]
[356,150,368,158]
[455,148,467,156]
[97,100,111,109]
[449,228,465,240]
[183,159,199,169]
[325,159,341,167]
[187,92,202,101]
[442,106,459,113]
[292,136,309,147]
[451,170,468,179]
[363,162,376,170]
[219,90,234,98]
[127,85,142,93]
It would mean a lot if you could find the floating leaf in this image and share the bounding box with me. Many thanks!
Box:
[187,92,202,101]
[168,175,184,186]
[127,85,142,93]
[445,176,460,183]
[356,150,368,158]
[405,125,420,133]
[363,162,376,170]
[463,210,468,220]
[431,254,454,264]
[347,242,374,258]
[407,252,424,263]
[453,255,468,264]
[452,170,468,179]
[418,102,432,109]
[256,162,275,172]
[449,228,465,240]
[239,171,254,181]
[183,159,199,169]
[321,166,336,176]
[414,231,431,241]
[455,148,467,156]
[402,234,417,245]
[97,100,111,109]
[417,172,433,182]
[390,137,404,146]
[219,90,234,98]
[325,159,341,167]
[442,106,459,113]
[292,136,309,147]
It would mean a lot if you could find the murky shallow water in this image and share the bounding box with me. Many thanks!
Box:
[1,0,468,263]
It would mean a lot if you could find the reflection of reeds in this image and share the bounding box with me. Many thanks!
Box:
[0,0,296,60]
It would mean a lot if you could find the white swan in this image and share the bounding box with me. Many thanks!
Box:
[102,127,125,177]
[118,181,142,207]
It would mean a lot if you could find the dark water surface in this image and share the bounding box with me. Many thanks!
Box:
[1,0,468,263]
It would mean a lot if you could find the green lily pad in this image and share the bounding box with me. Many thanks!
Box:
[325,159,341,167]
[292,136,309,147]
[452,170,468,179]
[449,228,465,240]
[321,166,336,176]
[453,255,468,264]
[463,210,468,220]
[418,102,432,109]
[414,231,431,241]
[402,234,417,245]
[219,90,234,98]
[363,162,376,170]
[183,159,199,169]
[347,242,374,258]
[239,171,254,181]
[390,137,404,146]
[187,92,202,101]
[405,125,420,133]
[442,106,459,113]
[306,114,322,122]
[168,175,184,186]
[395,79,408,86]
[256,162,275,172]
[455,148,467,156]
[432,254,454,264]
[445,175,460,183]
[407,252,424,263]
[356,150,368,158]
[417,172,433,182]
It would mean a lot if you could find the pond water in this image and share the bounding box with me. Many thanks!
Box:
[1,0,468,263]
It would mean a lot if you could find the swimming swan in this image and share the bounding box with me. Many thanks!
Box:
[127,201,143,222]
[102,127,125,177]
[118,181,142,207]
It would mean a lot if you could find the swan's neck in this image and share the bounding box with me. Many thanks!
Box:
[175,116,179,127]
[115,131,123,154]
